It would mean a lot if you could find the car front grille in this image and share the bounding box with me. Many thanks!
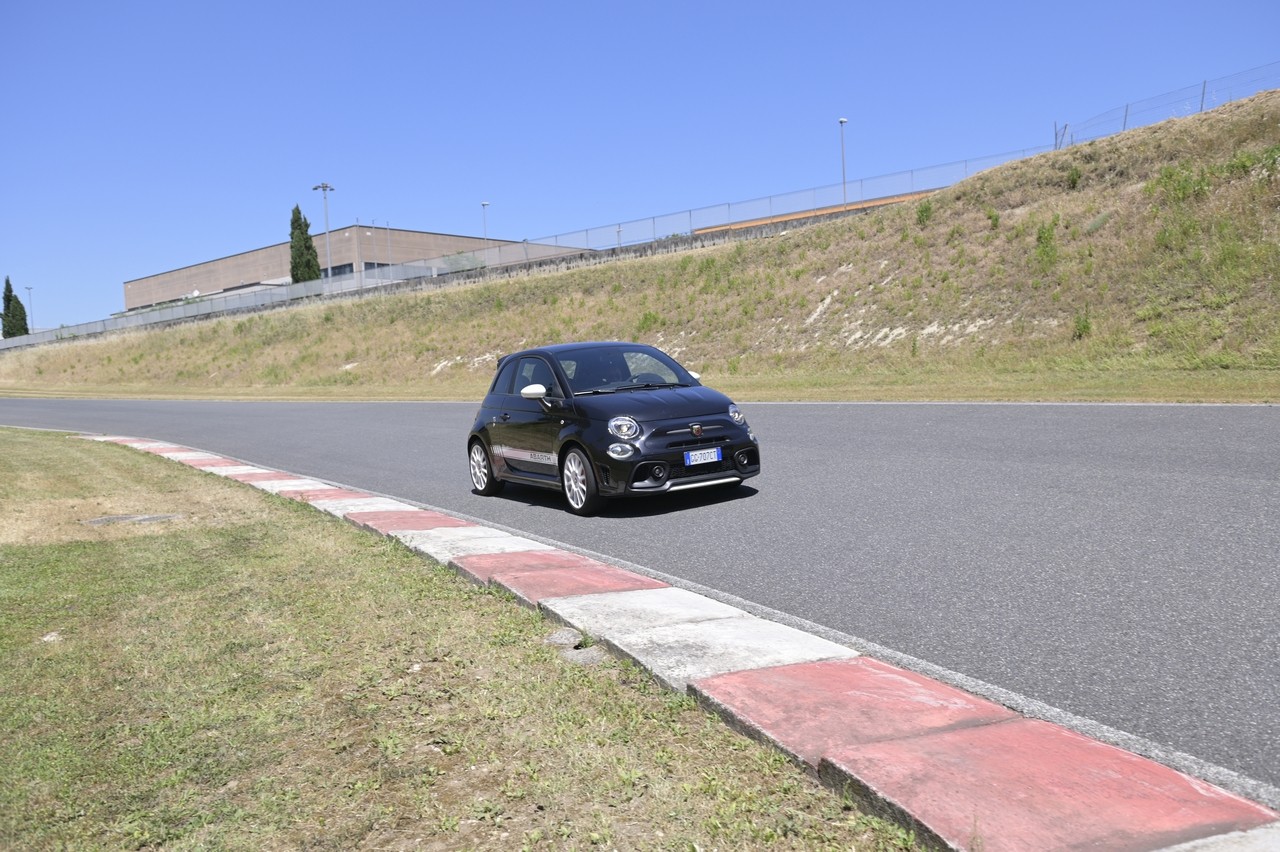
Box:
[666,435,730,451]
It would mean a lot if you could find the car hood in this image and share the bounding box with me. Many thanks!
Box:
[574,385,735,422]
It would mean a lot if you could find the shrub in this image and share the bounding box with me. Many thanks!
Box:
[1149,164,1210,203]
[636,310,661,334]
[916,200,934,228]
[1084,212,1112,236]
[1072,306,1092,341]
[1035,215,1060,270]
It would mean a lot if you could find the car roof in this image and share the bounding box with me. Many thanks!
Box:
[503,341,654,360]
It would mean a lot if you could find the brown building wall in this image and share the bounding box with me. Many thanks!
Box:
[123,227,498,311]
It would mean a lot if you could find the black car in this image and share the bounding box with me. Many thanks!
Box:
[467,341,760,515]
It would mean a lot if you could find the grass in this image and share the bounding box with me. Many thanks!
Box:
[2,91,1278,404]
[0,427,919,850]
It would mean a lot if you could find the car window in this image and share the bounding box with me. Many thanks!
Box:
[621,351,680,384]
[490,359,518,395]
[515,356,560,396]
[556,346,689,393]
[560,351,623,392]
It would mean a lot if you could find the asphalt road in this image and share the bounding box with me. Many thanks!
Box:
[3,398,1277,800]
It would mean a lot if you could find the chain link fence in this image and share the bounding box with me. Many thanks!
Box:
[4,60,1278,353]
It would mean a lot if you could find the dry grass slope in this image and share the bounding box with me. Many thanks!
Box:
[3,90,1278,402]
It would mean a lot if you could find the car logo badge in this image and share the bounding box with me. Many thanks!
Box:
[690,423,703,437]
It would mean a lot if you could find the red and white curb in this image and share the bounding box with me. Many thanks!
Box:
[87,436,1280,851]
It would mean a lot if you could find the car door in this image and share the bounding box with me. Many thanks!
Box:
[498,355,563,481]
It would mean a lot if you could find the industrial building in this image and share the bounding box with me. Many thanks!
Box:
[123,226,522,312]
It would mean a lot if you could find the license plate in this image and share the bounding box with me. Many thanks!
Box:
[684,447,722,466]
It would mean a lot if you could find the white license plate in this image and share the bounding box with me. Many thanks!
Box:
[684,447,722,466]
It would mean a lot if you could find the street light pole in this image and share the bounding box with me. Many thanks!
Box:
[481,201,490,265]
[838,118,848,209]
[24,286,33,332]
[312,182,335,278]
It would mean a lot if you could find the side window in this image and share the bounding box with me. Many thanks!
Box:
[490,359,518,395]
[515,357,560,396]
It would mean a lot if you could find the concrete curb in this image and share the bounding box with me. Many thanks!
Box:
[87,435,1280,851]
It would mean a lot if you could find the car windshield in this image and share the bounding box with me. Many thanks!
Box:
[556,346,692,395]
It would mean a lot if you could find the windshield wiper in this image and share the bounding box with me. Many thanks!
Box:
[617,382,688,391]
[573,388,616,396]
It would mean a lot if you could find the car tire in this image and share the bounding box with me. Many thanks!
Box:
[469,440,505,496]
[561,447,602,516]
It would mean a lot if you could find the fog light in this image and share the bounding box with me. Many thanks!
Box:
[607,443,635,460]
[735,451,750,467]
[651,463,668,481]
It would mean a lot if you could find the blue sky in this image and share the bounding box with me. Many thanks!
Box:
[2,1,1277,329]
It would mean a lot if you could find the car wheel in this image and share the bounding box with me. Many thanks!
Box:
[469,440,505,496]
[561,447,602,516]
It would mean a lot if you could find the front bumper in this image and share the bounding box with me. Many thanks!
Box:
[592,418,761,498]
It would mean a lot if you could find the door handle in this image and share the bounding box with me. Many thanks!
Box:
[499,413,511,421]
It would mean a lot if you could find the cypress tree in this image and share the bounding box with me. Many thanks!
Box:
[289,205,322,283]
[2,277,29,337]
[5,295,28,336]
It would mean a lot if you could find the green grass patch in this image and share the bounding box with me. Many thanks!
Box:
[0,428,914,850]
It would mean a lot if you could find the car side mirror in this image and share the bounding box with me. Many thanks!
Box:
[520,383,548,400]
[688,371,701,381]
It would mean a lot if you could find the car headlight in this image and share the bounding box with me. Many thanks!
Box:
[728,404,745,425]
[608,416,641,440]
